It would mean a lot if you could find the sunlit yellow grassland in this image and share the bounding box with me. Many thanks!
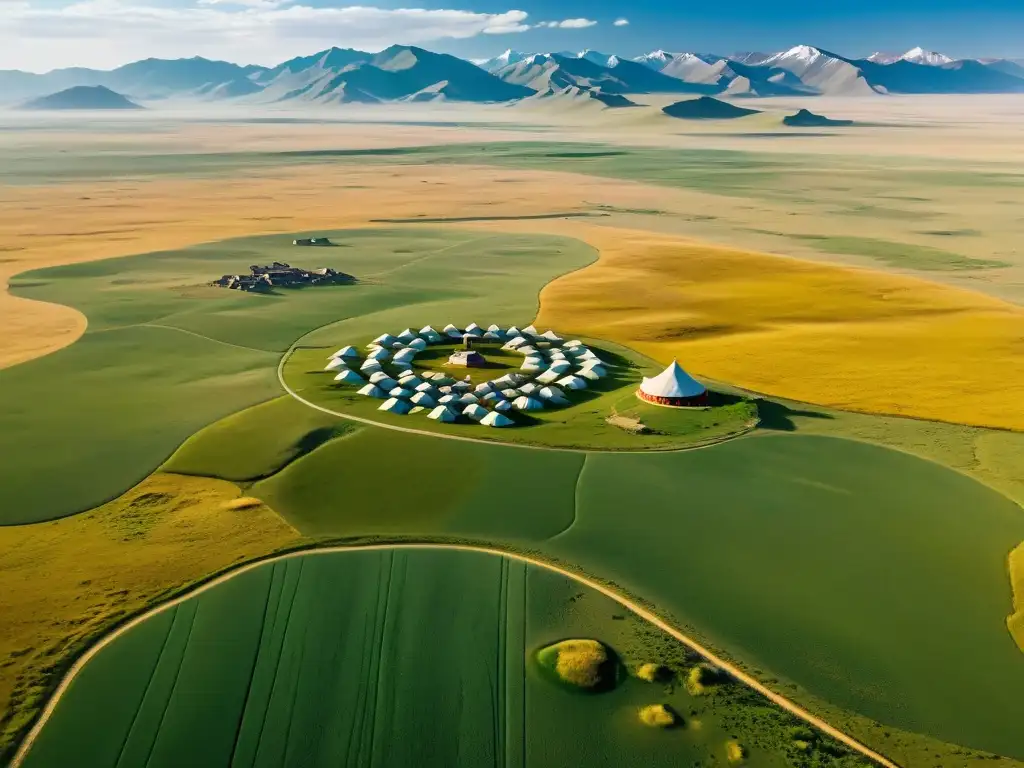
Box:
[0,474,301,754]
[537,227,1024,431]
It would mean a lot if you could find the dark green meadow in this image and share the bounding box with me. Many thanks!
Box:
[21,547,866,768]
[1,228,595,523]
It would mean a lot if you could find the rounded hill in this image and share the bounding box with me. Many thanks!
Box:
[661,96,760,120]
[21,85,142,111]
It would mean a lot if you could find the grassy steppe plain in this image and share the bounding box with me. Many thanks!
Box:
[21,548,867,768]
[1,228,596,524]
[535,226,1024,431]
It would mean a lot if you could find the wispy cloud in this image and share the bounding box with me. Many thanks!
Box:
[613,17,629,27]
[536,18,597,29]
[0,1,533,71]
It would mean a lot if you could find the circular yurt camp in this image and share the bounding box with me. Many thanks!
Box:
[637,361,708,407]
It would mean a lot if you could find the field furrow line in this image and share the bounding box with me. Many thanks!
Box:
[366,550,396,768]
[251,559,304,767]
[227,562,283,768]
[142,601,199,768]
[112,607,178,768]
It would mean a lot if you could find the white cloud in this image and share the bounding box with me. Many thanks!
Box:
[613,17,628,26]
[535,18,597,29]
[0,1,533,71]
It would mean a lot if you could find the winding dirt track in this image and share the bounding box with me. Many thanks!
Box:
[11,542,900,768]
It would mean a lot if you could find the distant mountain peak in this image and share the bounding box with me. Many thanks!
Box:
[900,47,954,66]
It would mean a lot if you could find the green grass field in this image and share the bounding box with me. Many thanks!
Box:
[1,228,595,523]
[20,547,873,768]
[282,339,757,451]
[236,421,1024,761]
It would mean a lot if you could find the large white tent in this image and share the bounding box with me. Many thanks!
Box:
[637,361,708,406]
[371,333,398,347]
[494,400,513,413]
[334,369,364,385]
[369,372,399,389]
[481,411,514,428]
[537,386,565,400]
[379,398,412,414]
[443,324,463,338]
[579,366,606,381]
[535,369,561,384]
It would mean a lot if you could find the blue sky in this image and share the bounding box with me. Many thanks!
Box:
[1,0,1021,72]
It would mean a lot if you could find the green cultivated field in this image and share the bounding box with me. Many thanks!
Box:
[230,423,1024,760]
[1,228,595,523]
[21,548,868,768]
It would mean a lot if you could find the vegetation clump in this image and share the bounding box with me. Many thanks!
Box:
[687,663,731,695]
[638,703,677,728]
[726,740,746,763]
[222,497,263,510]
[535,638,619,691]
[635,662,671,683]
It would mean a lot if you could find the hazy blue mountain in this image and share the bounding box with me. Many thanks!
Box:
[495,52,716,94]
[662,96,760,119]
[477,49,528,73]
[782,108,854,126]
[21,85,142,110]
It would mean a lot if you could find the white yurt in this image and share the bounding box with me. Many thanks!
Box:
[506,325,522,337]
[451,381,472,392]
[420,327,444,343]
[415,382,438,393]
[557,375,588,391]
[522,324,539,337]
[369,371,398,386]
[535,369,561,384]
[503,336,528,350]
[579,366,606,381]
[388,387,414,399]
[464,322,483,336]
[519,382,539,395]
[474,382,494,394]
[548,361,574,375]
[481,411,514,428]
[564,339,584,349]
[462,403,488,421]
[540,330,562,342]
[501,388,521,399]
[537,386,565,400]
[410,392,438,408]
[330,345,360,360]
[379,398,412,414]
[334,369,364,385]
[546,395,572,407]
[358,384,387,398]
[457,393,480,405]
[427,405,458,423]
[360,360,384,373]
[512,396,544,411]
[324,358,348,372]
[397,328,417,343]
[637,361,708,406]
[393,348,417,364]
[439,394,459,405]
[443,324,463,338]
[482,391,504,402]
[407,338,428,351]
[367,347,390,361]
[399,376,424,389]
[494,400,513,413]
[518,345,538,355]
[487,324,503,334]
[371,333,398,347]
[482,331,503,341]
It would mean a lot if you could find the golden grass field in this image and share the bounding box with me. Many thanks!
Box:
[535,224,1024,431]
[0,473,301,754]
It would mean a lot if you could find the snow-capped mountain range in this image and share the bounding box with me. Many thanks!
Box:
[3,43,1023,108]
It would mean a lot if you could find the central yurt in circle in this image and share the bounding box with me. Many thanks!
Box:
[637,361,708,407]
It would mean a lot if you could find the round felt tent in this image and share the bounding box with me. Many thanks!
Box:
[379,398,413,414]
[637,360,708,407]
[481,411,514,428]
[428,405,458,423]
[334,369,365,385]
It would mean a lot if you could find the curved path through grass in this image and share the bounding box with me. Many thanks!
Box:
[12,542,898,768]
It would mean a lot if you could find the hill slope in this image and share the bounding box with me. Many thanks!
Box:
[662,96,760,119]
[21,85,142,110]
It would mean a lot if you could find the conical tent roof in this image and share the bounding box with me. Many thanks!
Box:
[428,406,458,422]
[512,396,544,411]
[330,345,360,359]
[397,329,417,342]
[639,361,706,398]
[358,384,387,398]
[481,411,514,428]
[334,369,364,384]
[324,358,348,371]
[462,403,487,421]
[379,398,412,414]
[408,338,428,350]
